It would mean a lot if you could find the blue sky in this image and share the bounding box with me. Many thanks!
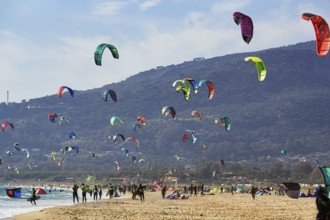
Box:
[0,0,329,102]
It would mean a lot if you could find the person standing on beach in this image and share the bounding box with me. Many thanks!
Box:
[315,186,330,220]
[93,185,98,201]
[161,185,167,199]
[89,186,93,198]
[30,188,37,205]
[72,184,79,204]
[137,183,145,202]
[231,185,235,195]
[251,185,258,200]
[81,183,87,203]
[108,183,114,199]
[99,187,103,200]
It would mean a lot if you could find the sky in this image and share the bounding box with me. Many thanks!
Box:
[0,0,329,102]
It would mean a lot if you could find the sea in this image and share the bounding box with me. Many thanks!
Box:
[0,185,74,219]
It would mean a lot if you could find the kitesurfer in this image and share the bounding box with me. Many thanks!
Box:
[30,188,36,205]
[99,187,103,200]
[93,185,98,201]
[316,186,330,220]
[72,184,79,204]
[81,183,87,203]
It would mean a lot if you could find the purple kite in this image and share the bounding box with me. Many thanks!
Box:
[233,12,254,44]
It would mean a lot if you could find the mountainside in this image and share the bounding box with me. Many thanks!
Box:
[1,41,330,179]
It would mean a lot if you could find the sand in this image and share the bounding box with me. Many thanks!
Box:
[13,191,317,220]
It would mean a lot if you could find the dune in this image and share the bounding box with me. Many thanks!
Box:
[13,191,317,220]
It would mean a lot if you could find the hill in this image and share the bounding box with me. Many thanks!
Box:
[1,41,329,182]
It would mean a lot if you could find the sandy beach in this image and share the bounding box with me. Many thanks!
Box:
[13,191,317,220]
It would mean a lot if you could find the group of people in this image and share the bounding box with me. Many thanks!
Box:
[72,183,103,204]
[159,184,205,199]
[71,182,148,204]
[131,183,147,202]
[31,182,330,219]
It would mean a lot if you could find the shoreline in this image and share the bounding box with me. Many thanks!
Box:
[12,195,129,220]
[0,185,79,220]
[3,192,121,220]
[11,191,317,220]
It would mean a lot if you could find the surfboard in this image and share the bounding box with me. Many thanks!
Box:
[27,196,41,201]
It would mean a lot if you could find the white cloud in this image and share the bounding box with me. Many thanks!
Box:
[211,0,251,14]
[93,1,129,15]
[183,11,205,27]
[139,0,161,11]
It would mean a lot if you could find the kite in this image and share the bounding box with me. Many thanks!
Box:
[69,131,76,139]
[319,166,330,198]
[132,123,142,131]
[131,155,137,163]
[57,157,64,166]
[86,175,94,182]
[302,13,330,56]
[173,80,191,101]
[182,133,189,142]
[233,12,254,44]
[109,134,125,143]
[283,182,301,199]
[65,146,79,154]
[22,149,30,158]
[59,116,70,125]
[51,152,58,160]
[14,167,19,175]
[172,79,186,88]
[14,143,21,152]
[102,89,117,102]
[110,116,123,126]
[183,78,199,94]
[94,43,119,66]
[191,110,203,120]
[122,148,129,157]
[161,106,176,120]
[6,188,23,199]
[6,151,13,157]
[137,116,146,125]
[215,116,231,132]
[2,121,14,132]
[176,84,190,101]
[57,86,74,98]
[125,137,140,149]
[198,80,214,100]
[185,130,197,144]
[48,113,58,123]
[244,56,267,81]
[35,188,47,195]
[114,161,120,170]
[174,155,181,161]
